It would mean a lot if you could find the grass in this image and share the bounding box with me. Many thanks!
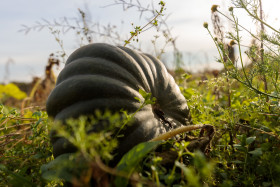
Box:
[1,0,280,186]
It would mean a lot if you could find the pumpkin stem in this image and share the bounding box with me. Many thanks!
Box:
[150,124,213,142]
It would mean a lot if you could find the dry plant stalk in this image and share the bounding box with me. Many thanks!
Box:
[150,124,211,141]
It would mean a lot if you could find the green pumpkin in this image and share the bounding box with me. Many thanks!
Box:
[46,43,192,159]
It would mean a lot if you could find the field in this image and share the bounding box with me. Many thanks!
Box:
[1,0,280,186]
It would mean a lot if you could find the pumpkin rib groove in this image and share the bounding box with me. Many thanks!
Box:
[159,93,186,107]
[132,108,157,128]
[118,46,155,94]
[54,98,144,121]
[116,111,168,159]
[65,43,130,65]
[139,54,158,97]
[46,75,143,117]
[157,82,185,107]
[142,55,181,108]
[164,110,190,125]
[65,43,151,92]
[164,105,189,117]
[144,53,170,94]
[56,57,142,90]
[129,109,169,139]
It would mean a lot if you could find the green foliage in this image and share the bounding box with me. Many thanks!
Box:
[175,151,215,187]
[180,71,280,186]
[2,0,280,186]
[2,62,279,185]
[0,83,27,101]
[38,89,158,185]
[41,153,89,184]
[52,112,123,162]
[115,141,162,186]
[206,0,280,100]
[138,141,215,186]
[0,105,53,186]
[199,0,280,185]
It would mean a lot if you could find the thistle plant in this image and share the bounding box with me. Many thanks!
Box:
[200,1,280,185]
[204,0,280,100]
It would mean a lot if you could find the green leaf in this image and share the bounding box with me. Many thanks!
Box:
[233,144,246,151]
[32,118,42,129]
[246,136,256,145]
[231,160,243,164]
[41,153,79,182]
[134,96,141,104]
[139,89,147,97]
[248,148,262,156]
[115,141,162,186]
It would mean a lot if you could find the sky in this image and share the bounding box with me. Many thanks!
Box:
[0,0,279,83]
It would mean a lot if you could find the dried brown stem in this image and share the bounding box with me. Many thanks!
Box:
[150,124,209,142]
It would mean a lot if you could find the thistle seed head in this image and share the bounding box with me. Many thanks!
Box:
[211,5,219,13]
[229,40,236,46]
[203,22,209,29]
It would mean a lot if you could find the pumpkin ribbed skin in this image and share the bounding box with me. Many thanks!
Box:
[46,43,191,158]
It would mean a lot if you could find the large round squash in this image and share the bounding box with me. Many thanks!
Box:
[46,43,192,159]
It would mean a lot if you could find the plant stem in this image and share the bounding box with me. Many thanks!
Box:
[124,2,165,46]
[206,28,227,68]
[227,77,232,107]
[217,10,278,57]
[259,0,268,99]
[239,0,280,35]
[234,77,280,99]
[150,124,208,141]
[231,12,252,87]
